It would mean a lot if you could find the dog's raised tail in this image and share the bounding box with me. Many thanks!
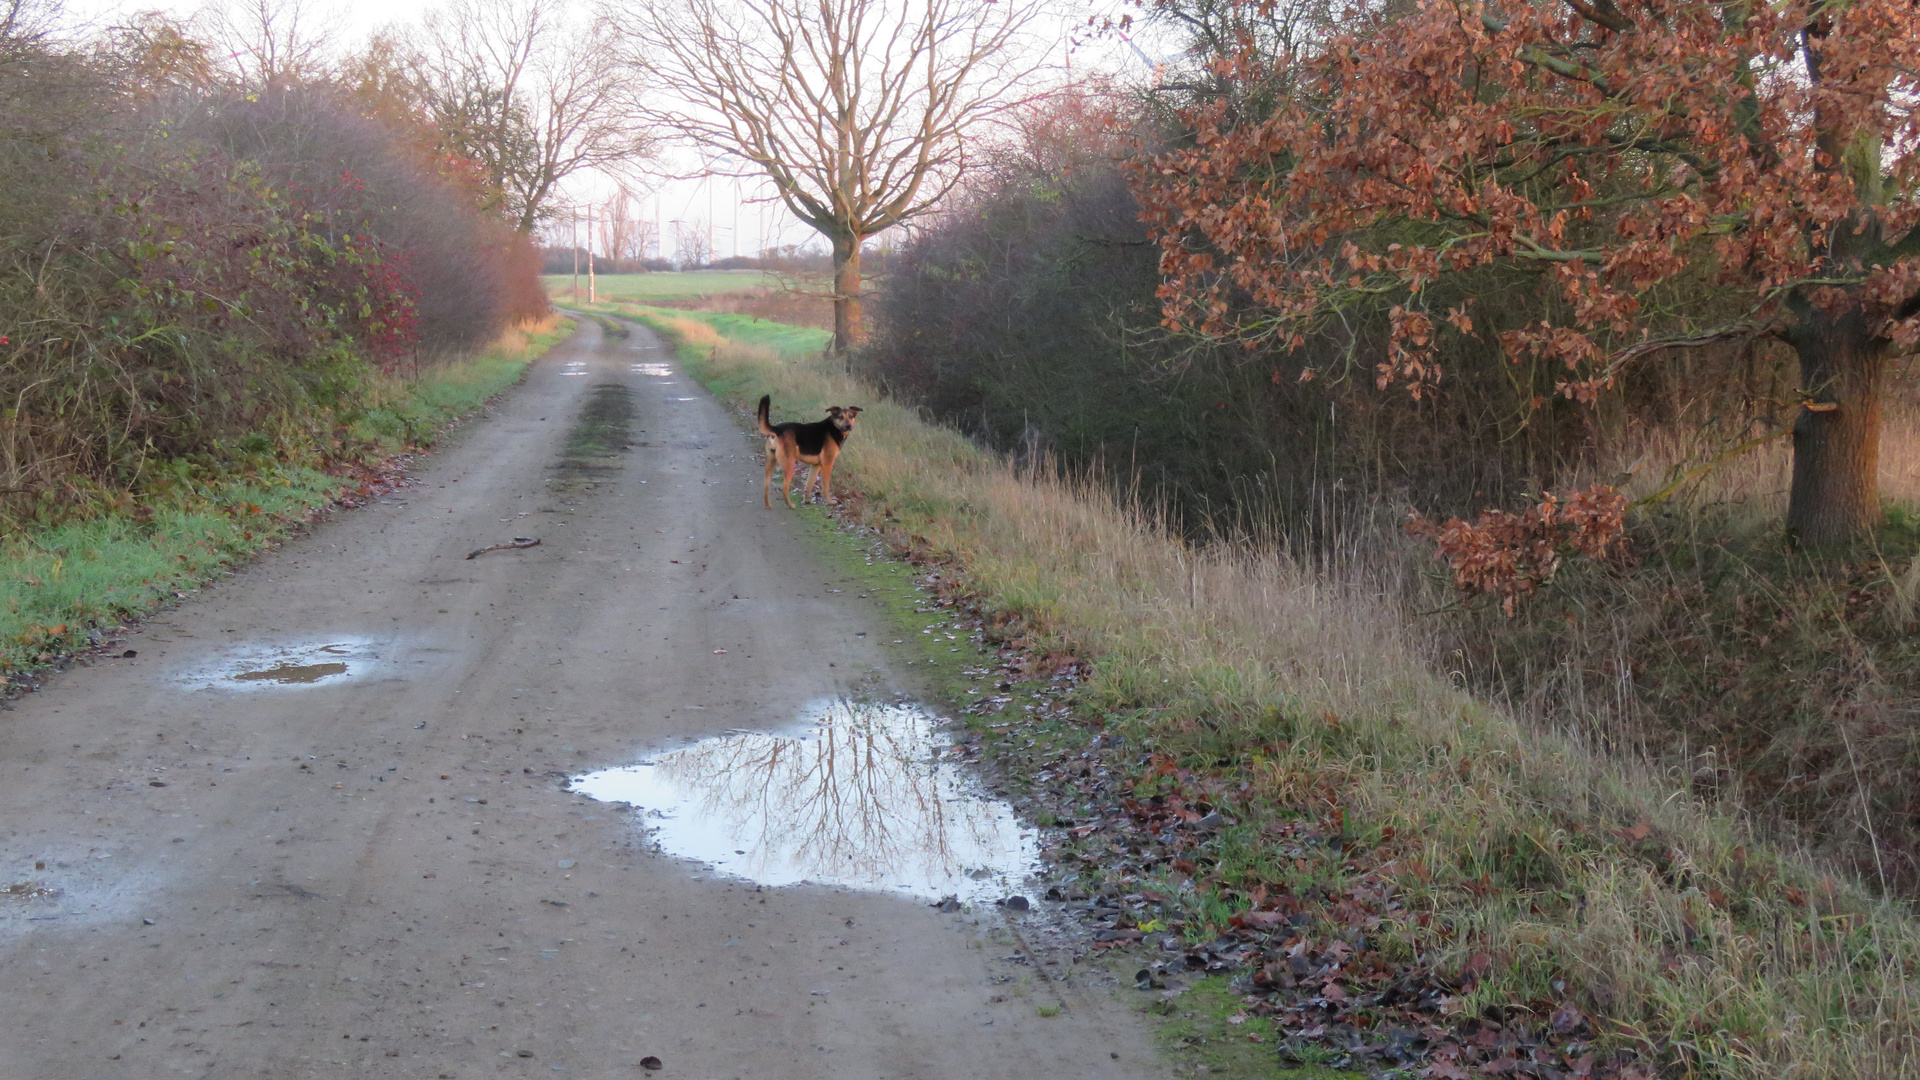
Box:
[756,395,774,436]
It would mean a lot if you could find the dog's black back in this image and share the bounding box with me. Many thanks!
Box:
[757,395,852,454]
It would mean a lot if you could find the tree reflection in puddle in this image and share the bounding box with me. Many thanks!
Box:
[572,700,1038,900]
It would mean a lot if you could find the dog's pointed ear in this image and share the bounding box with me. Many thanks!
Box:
[825,405,844,418]
[844,406,863,418]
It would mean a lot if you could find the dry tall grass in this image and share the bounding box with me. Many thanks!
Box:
[1612,402,1920,514]
[642,308,1920,1079]
[1475,400,1920,892]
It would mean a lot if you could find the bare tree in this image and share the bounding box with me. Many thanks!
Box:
[616,0,1046,352]
[600,186,656,266]
[0,0,61,49]
[672,216,711,269]
[205,0,336,88]
[420,0,649,233]
[99,11,219,95]
[632,217,657,263]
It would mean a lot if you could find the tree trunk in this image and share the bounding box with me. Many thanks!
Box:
[1787,303,1887,546]
[831,233,864,354]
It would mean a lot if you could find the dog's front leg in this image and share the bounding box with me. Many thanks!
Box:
[817,453,837,505]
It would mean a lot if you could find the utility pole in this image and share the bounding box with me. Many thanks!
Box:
[571,206,580,301]
[587,202,597,303]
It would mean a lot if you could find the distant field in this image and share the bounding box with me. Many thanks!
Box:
[547,270,836,331]
[541,271,780,301]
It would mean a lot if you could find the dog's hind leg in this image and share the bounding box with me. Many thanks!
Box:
[763,446,777,509]
[782,455,800,509]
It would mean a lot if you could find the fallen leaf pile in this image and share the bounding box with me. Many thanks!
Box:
[324,457,417,513]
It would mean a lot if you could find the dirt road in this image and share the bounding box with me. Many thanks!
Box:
[0,319,1162,1079]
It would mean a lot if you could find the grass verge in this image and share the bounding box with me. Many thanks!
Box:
[0,316,574,679]
[626,305,1920,1080]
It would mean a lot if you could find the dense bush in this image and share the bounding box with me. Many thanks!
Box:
[189,85,547,357]
[0,17,545,525]
[863,90,1264,512]
[866,88,1802,528]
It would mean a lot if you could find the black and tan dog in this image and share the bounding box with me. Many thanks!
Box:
[758,395,862,508]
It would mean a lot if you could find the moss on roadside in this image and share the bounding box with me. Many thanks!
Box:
[1152,976,1366,1079]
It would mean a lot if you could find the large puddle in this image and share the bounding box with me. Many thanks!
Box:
[571,700,1038,901]
[179,637,381,691]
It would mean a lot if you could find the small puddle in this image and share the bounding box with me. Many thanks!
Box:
[233,661,349,684]
[180,638,380,691]
[572,700,1038,900]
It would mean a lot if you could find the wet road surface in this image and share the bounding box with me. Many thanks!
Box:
[0,318,1162,1078]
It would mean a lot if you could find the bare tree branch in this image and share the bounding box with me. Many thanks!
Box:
[613,0,1050,351]
[420,0,651,233]
[204,0,336,89]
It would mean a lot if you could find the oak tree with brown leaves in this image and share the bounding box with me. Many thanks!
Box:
[1134,0,1920,545]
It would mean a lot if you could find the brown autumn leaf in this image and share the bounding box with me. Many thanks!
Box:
[1550,1002,1586,1035]
[1233,910,1290,929]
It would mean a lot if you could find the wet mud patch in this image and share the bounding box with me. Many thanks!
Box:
[571,699,1038,901]
[547,382,633,497]
[179,637,381,691]
[0,847,143,937]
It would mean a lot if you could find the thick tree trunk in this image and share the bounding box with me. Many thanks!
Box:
[1787,303,1887,546]
[831,234,864,354]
